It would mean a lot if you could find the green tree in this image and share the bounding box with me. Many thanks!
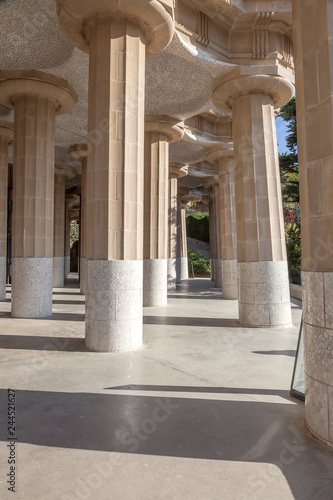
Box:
[278,97,299,204]
[70,221,79,248]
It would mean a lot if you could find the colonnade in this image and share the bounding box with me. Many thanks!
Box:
[0,0,331,448]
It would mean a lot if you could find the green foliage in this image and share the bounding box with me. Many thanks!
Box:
[285,222,302,284]
[186,213,210,242]
[188,249,211,276]
[279,96,297,154]
[279,97,299,204]
[70,221,79,248]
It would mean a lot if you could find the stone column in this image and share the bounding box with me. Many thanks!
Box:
[0,121,13,301]
[213,74,294,327]
[204,176,222,288]
[292,0,333,448]
[53,164,77,288]
[207,145,238,299]
[57,0,174,351]
[168,163,188,291]
[64,194,78,278]
[0,70,77,318]
[64,198,70,278]
[143,116,183,306]
[69,144,88,294]
[208,200,215,282]
[180,203,189,280]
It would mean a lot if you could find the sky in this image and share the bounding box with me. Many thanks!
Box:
[276,115,289,154]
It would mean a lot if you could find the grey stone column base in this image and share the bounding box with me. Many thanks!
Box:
[0,256,6,301]
[214,258,222,288]
[210,259,215,282]
[11,257,53,318]
[176,257,181,284]
[53,256,65,288]
[238,261,292,328]
[64,255,70,278]
[222,259,238,299]
[80,257,87,295]
[85,260,143,352]
[181,257,188,280]
[302,271,333,448]
[167,258,177,291]
[143,259,168,306]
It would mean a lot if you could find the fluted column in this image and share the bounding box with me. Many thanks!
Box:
[204,176,221,288]
[213,74,294,327]
[69,144,87,294]
[207,145,238,299]
[57,0,174,351]
[180,203,188,280]
[143,116,184,306]
[293,0,333,448]
[168,163,188,291]
[0,122,13,301]
[64,194,78,278]
[53,164,77,288]
[208,200,215,282]
[0,70,77,318]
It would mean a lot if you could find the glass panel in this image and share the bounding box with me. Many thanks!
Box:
[290,316,305,401]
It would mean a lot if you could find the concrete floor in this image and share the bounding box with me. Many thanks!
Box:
[0,276,333,499]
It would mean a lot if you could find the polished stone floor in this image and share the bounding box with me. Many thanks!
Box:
[0,276,333,499]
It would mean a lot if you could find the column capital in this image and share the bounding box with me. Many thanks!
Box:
[145,115,184,143]
[169,163,188,179]
[206,144,233,165]
[68,143,88,163]
[203,175,219,189]
[0,120,14,144]
[178,186,190,198]
[57,0,174,58]
[212,73,294,113]
[66,194,80,207]
[201,195,212,206]
[0,70,77,115]
[55,163,77,180]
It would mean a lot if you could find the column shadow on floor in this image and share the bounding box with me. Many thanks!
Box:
[0,388,332,499]
[105,384,292,399]
[143,316,239,328]
[253,350,296,357]
[0,335,86,351]
[52,300,85,306]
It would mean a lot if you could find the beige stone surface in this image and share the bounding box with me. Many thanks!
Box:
[293,0,333,447]
[232,91,288,264]
[53,164,76,288]
[69,144,87,293]
[144,131,169,261]
[57,0,175,58]
[85,20,145,262]
[0,121,13,300]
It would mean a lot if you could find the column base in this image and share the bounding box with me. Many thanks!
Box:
[53,256,65,288]
[176,257,181,284]
[0,256,6,301]
[210,258,215,282]
[181,257,188,280]
[85,260,143,352]
[64,255,70,278]
[214,258,222,288]
[80,257,86,295]
[302,271,333,447]
[222,259,238,300]
[167,258,177,291]
[143,259,168,306]
[11,258,53,318]
[238,261,292,328]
